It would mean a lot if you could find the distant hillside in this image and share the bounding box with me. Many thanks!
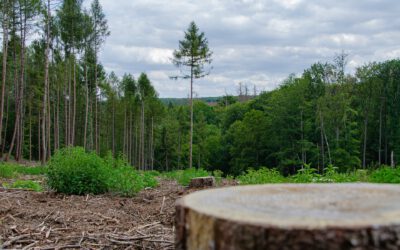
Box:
[160,97,221,106]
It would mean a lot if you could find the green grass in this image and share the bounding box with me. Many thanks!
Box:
[0,163,47,179]
[4,180,43,192]
[163,168,210,186]
[0,164,16,178]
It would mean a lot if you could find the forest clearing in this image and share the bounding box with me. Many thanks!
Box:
[1,0,400,249]
[1,158,400,249]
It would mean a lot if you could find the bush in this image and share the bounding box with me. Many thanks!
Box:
[46,147,109,195]
[370,166,400,183]
[6,180,43,192]
[290,164,320,183]
[108,166,146,196]
[105,153,158,196]
[164,168,209,186]
[237,168,285,185]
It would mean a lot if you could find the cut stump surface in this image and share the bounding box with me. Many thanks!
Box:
[176,183,400,250]
[189,176,216,188]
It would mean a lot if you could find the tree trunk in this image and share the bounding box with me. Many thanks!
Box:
[189,62,194,169]
[42,0,51,164]
[84,61,89,150]
[71,55,76,146]
[0,2,9,157]
[112,98,115,157]
[176,184,400,250]
[141,101,145,170]
[8,12,27,161]
[379,98,383,165]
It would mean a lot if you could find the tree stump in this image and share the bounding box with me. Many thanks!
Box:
[176,184,400,250]
[189,177,216,188]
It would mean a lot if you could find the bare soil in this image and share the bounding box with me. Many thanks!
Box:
[0,177,237,250]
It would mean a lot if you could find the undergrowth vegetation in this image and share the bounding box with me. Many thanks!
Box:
[0,163,47,179]
[46,147,158,196]
[237,164,392,185]
[5,180,43,192]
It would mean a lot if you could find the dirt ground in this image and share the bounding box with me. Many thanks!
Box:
[0,178,212,250]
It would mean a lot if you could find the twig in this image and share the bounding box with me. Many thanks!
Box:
[108,234,152,241]
[93,212,120,224]
[22,241,38,250]
[160,196,166,214]
[1,233,40,248]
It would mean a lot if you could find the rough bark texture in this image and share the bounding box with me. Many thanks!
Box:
[189,177,216,189]
[176,184,400,250]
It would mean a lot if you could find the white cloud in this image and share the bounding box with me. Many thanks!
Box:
[96,0,400,97]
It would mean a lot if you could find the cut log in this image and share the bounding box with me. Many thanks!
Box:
[188,177,215,188]
[176,184,400,250]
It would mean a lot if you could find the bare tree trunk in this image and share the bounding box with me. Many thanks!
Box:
[71,55,76,146]
[42,0,51,164]
[141,101,145,170]
[0,2,9,157]
[8,13,27,161]
[379,99,383,165]
[189,63,194,169]
[29,105,32,161]
[38,111,41,161]
[151,117,154,170]
[66,60,71,146]
[178,129,181,169]
[112,99,115,156]
[94,56,99,154]
[84,62,89,149]
[2,87,10,155]
[123,108,127,157]
[129,112,133,164]
[319,112,325,172]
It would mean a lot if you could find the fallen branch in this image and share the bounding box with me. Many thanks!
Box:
[1,233,40,248]
[93,212,120,224]
[22,241,38,250]
[160,196,166,214]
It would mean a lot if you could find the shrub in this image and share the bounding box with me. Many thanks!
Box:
[141,171,159,188]
[164,168,210,186]
[105,154,158,196]
[237,168,285,185]
[108,166,146,196]
[370,166,400,183]
[290,164,320,183]
[46,147,109,195]
[7,180,43,192]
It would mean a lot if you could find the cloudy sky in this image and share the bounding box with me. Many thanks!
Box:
[94,0,400,97]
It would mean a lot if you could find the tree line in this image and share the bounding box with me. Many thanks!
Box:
[0,0,163,170]
[1,1,399,175]
[159,56,400,175]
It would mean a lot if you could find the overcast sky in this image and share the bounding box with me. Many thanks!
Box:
[94,0,400,98]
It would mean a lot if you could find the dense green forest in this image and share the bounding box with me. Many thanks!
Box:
[0,0,399,175]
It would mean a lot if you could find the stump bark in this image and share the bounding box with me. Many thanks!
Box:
[189,176,216,188]
[176,184,400,250]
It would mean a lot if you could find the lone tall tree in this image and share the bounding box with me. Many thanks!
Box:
[172,21,212,169]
